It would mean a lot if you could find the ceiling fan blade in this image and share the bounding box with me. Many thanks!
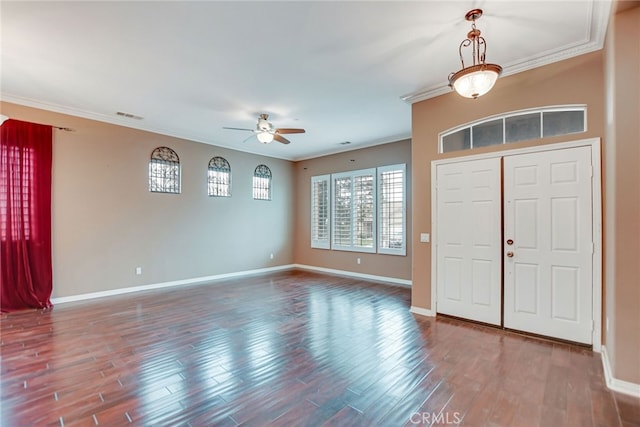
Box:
[242,134,256,143]
[275,128,305,134]
[223,126,255,132]
[273,134,291,144]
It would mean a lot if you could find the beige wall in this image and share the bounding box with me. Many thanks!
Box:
[603,5,640,385]
[1,102,296,298]
[411,51,605,311]
[293,140,412,280]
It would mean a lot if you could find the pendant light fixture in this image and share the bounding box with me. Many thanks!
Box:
[448,9,502,99]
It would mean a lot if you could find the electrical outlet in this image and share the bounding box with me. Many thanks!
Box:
[135,267,142,275]
[357,258,361,265]
[270,253,274,260]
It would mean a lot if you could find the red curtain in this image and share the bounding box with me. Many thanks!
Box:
[0,119,53,312]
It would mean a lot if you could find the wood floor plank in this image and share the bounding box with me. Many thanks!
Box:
[614,393,640,427]
[1,270,635,426]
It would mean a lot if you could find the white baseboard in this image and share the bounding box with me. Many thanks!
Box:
[51,264,296,305]
[601,346,640,397]
[293,264,412,287]
[51,264,411,305]
[410,306,435,317]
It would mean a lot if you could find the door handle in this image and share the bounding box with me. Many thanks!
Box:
[506,251,514,258]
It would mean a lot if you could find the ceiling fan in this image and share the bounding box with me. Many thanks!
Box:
[223,114,305,144]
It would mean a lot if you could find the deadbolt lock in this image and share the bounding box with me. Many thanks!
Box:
[506,239,514,245]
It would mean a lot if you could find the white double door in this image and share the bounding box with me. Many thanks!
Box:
[435,146,594,344]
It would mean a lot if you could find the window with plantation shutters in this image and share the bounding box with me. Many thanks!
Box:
[333,175,352,248]
[378,164,406,255]
[312,164,406,254]
[331,169,376,253]
[311,175,330,249]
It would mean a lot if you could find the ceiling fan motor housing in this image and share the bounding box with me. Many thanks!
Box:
[258,118,272,132]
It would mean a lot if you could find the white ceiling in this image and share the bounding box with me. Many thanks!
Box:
[1,1,611,161]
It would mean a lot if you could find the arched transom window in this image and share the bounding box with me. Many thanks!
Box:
[439,106,587,153]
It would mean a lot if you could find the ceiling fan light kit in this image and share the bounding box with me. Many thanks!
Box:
[223,113,305,145]
[257,131,275,144]
[448,9,503,99]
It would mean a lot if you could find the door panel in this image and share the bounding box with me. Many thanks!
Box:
[503,146,593,344]
[436,158,502,325]
[514,263,538,314]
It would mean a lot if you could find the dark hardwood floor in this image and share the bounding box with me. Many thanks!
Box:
[1,270,637,426]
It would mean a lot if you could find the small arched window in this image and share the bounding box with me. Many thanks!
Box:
[149,146,180,193]
[208,156,231,197]
[253,164,272,200]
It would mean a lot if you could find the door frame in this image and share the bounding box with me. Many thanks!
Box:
[431,137,602,351]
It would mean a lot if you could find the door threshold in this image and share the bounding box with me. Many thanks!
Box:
[436,313,593,350]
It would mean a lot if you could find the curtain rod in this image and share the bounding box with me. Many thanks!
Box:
[1,114,74,131]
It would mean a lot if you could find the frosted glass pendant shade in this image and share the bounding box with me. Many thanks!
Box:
[450,64,502,99]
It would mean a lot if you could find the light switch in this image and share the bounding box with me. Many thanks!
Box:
[420,233,430,243]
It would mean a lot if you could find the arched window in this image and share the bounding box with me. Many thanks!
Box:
[149,147,180,193]
[208,156,231,197]
[253,164,272,200]
[439,106,587,153]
